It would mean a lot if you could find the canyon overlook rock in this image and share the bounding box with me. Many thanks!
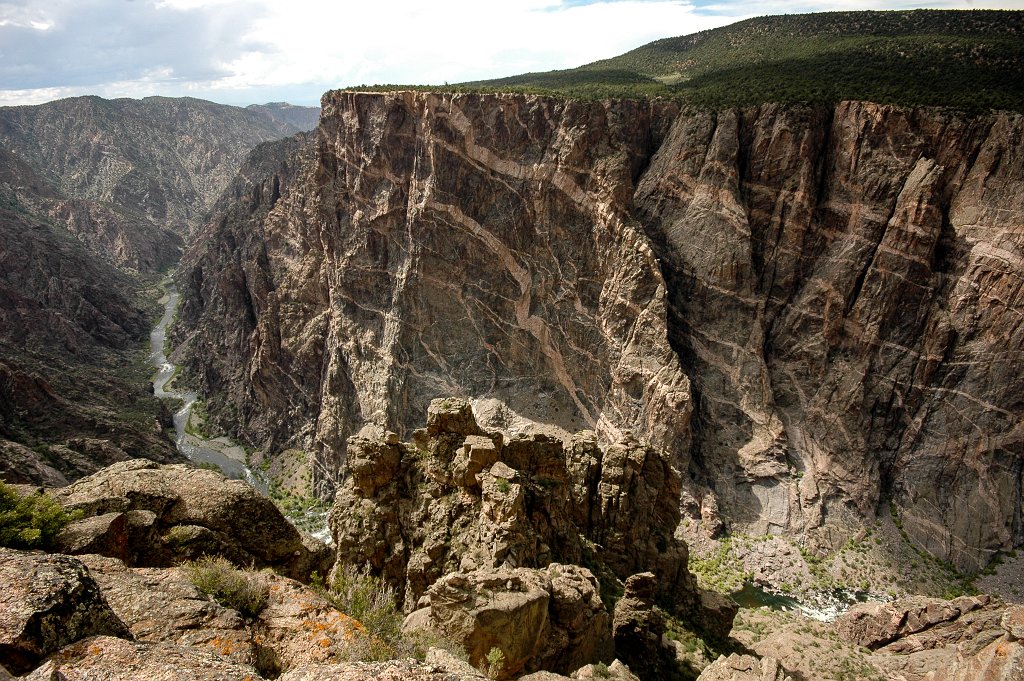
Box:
[176,90,1024,572]
[330,398,735,665]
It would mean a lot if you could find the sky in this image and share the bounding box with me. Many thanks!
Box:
[1,0,1022,107]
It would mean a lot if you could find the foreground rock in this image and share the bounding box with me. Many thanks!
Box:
[0,549,129,675]
[332,399,734,678]
[80,554,365,676]
[696,654,791,681]
[24,636,262,681]
[49,459,331,580]
[410,564,613,679]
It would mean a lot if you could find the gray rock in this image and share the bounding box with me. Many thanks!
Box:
[0,548,130,675]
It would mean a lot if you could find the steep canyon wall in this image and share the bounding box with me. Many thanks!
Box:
[177,92,1024,571]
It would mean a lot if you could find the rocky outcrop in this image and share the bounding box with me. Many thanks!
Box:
[176,91,1024,572]
[611,573,668,681]
[49,459,331,580]
[696,654,791,681]
[0,549,130,675]
[837,595,1001,651]
[410,564,613,678]
[830,595,1024,681]
[331,398,733,676]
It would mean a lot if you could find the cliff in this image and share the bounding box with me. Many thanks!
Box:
[177,91,1023,572]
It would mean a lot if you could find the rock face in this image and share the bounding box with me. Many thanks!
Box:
[49,459,331,580]
[0,549,130,675]
[330,398,733,670]
[696,654,791,681]
[178,91,1024,571]
[417,564,613,678]
[176,91,692,499]
[635,102,1024,570]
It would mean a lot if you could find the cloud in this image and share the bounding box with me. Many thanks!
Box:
[0,0,265,90]
[1,0,1022,107]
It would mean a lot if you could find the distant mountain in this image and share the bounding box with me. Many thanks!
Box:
[462,9,1024,112]
[248,102,321,135]
[0,95,313,483]
[0,96,309,238]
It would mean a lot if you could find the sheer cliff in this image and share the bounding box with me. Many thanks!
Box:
[176,91,1023,572]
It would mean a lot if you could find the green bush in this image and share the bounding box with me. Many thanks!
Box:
[184,556,269,618]
[0,481,82,549]
[312,564,466,663]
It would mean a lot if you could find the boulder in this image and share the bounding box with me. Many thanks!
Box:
[0,548,130,675]
[696,654,792,681]
[427,568,551,679]
[24,636,261,680]
[414,565,613,680]
[49,459,331,580]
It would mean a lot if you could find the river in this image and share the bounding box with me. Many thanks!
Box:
[149,277,268,494]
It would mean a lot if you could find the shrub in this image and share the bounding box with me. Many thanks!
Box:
[184,556,269,618]
[0,481,82,549]
[485,646,505,679]
[312,564,466,663]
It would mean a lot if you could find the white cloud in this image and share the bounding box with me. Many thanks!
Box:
[1,0,1022,106]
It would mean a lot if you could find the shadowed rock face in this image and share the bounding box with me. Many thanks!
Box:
[178,92,1024,571]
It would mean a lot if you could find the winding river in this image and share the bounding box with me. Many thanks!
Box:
[150,277,268,494]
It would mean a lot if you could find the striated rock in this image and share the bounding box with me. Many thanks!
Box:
[924,605,1024,681]
[696,654,791,681]
[49,459,331,580]
[837,595,998,651]
[24,635,261,681]
[177,91,692,499]
[178,91,1024,571]
[634,102,1024,570]
[0,548,130,675]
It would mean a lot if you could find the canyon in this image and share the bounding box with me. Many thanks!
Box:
[1,11,1023,678]
[177,90,1023,576]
